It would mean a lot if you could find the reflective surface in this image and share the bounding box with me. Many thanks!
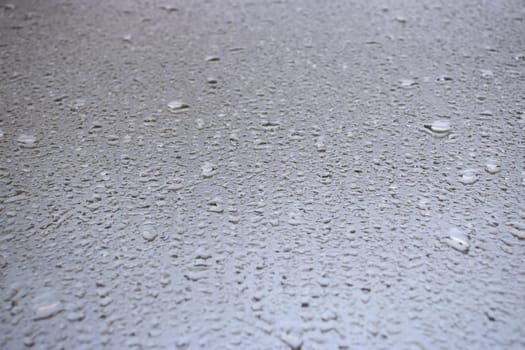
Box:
[1,0,524,349]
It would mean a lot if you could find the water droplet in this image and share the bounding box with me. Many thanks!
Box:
[399,78,417,87]
[228,215,240,224]
[508,221,525,231]
[424,120,450,138]
[70,98,86,111]
[196,118,205,129]
[184,271,207,281]
[458,169,478,185]
[201,162,217,178]
[17,134,37,148]
[444,227,470,253]
[176,337,191,349]
[142,231,157,241]
[207,197,224,213]
[167,100,189,113]
[288,211,304,226]
[484,159,500,174]
[160,5,178,12]
[167,178,184,191]
[106,134,120,145]
[514,53,525,61]
[480,69,494,78]
[100,297,113,307]
[508,221,525,240]
[67,311,86,322]
[194,248,212,261]
[479,110,493,117]
[436,75,453,81]
[321,310,338,321]
[1,3,15,10]
[279,331,303,350]
[394,16,407,24]
[229,132,239,144]
[315,136,327,152]
[32,294,63,320]
[4,193,29,204]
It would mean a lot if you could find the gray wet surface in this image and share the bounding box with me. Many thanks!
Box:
[1,0,525,349]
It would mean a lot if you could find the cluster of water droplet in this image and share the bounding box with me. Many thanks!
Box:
[1,1,524,349]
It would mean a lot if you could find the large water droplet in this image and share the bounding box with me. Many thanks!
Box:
[207,197,224,213]
[444,227,470,253]
[202,162,217,178]
[458,169,478,185]
[32,292,63,320]
[484,159,500,174]
[399,78,417,87]
[142,230,157,241]
[424,120,450,138]
[167,100,189,113]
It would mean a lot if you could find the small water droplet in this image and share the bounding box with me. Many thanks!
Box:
[194,248,212,260]
[436,75,453,81]
[1,3,15,10]
[176,337,191,349]
[106,134,120,145]
[508,221,525,231]
[479,110,493,117]
[394,16,407,24]
[508,221,525,240]
[279,331,303,350]
[228,215,240,224]
[321,310,338,321]
[184,271,207,281]
[23,336,35,347]
[196,118,205,129]
[480,69,494,78]
[67,311,86,322]
[160,5,178,12]
[167,178,184,191]
[17,134,37,148]
[315,136,327,152]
